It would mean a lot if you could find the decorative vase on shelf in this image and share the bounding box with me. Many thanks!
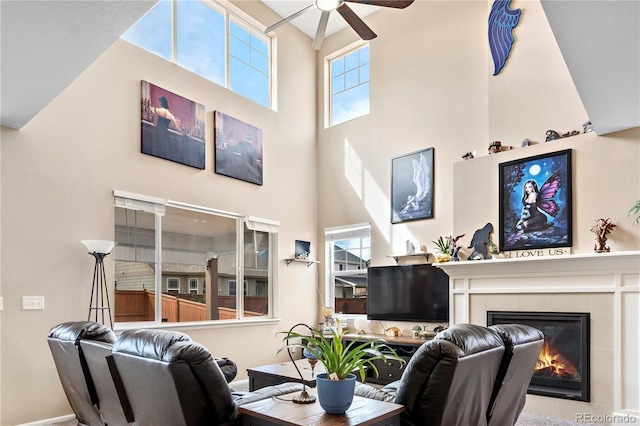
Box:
[316,373,356,414]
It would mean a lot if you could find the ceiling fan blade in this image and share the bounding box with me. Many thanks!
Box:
[345,0,414,8]
[337,4,377,40]
[312,11,331,50]
[265,4,314,33]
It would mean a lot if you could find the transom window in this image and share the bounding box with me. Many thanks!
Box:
[329,44,370,126]
[122,0,272,108]
[325,223,371,316]
[113,192,278,325]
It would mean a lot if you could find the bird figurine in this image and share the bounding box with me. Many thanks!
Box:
[488,0,522,75]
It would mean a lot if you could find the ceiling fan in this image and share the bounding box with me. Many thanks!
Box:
[265,0,415,50]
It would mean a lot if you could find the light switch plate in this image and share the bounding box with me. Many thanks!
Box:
[22,296,44,310]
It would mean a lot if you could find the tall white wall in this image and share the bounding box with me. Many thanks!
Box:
[316,0,639,327]
[0,2,319,423]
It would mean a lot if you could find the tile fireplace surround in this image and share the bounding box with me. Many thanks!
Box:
[435,251,639,422]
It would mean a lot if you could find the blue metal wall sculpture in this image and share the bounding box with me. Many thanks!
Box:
[488,0,521,75]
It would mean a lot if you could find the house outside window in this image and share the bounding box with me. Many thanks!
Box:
[167,277,180,292]
[325,223,371,316]
[329,43,370,126]
[189,278,198,294]
[113,192,279,325]
[122,0,272,108]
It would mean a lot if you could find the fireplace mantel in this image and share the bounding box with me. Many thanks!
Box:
[433,250,640,421]
[434,251,640,279]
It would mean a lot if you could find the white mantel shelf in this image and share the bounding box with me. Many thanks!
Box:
[432,250,640,420]
[434,251,640,279]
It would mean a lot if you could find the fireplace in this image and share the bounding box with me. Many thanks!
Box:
[487,311,590,402]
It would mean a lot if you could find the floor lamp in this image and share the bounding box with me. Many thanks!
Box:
[81,240,115,328]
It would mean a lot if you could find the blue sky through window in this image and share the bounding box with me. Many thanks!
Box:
[331,45,370,126]
[122,0,270,108]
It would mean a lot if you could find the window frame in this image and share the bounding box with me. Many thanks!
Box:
[325,41,370,127]
[324,223,371,319]
[113,190,280,331]
[189,277,199,294]
[121,0,275,109]
[167,277,180,292]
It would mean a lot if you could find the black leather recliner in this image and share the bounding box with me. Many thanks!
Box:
[47,321,116,426]
[487,324,544,426]
[354,323,506,426]
[49,321,242,426]
[110,328,301,426]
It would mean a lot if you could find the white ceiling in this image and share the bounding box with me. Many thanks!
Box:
[1,1,638,135]
[260,0,379,39]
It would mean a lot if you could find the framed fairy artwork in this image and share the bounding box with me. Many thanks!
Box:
[498,149,572,251]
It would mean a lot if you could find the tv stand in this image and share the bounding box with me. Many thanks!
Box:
[343,333,430,385]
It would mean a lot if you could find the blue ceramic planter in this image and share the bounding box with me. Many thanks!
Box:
[316,373,356,414]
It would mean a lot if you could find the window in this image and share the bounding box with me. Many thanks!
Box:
[122,0,272,108]
[325,223,371,316]
[167,278,180,292]
[329,44,370,126]
[113,192,278,324]
[189,278,198,294]
[229,280,248,296]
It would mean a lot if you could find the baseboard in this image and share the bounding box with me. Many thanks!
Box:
[17,413,75,426]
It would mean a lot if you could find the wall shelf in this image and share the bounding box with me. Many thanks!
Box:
[284,258,319,267]
[387,252,433,264]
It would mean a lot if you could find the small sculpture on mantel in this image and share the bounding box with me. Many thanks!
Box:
[591,218,616,253]
[467,223,494,260]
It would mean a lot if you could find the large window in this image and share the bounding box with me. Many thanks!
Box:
[122,0,271,108]
[329,44,370,126]
[325,223,371,316]
[113,192,278,324]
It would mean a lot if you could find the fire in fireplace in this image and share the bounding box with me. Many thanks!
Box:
[487,311,590,402]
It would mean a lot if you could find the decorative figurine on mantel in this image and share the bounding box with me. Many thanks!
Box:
[591,218,616,253]
[488,141,512,154]
[467,223,494,260]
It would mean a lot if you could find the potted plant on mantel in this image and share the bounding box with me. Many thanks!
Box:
[432,236,452,262]
[278,322,405,415]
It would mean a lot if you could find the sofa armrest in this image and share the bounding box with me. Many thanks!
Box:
[354,382,398,403]
[215,357,238,383]
[232,382,301,407]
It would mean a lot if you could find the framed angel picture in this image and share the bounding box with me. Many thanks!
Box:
[391,148,434,224]
[499,149,572,251]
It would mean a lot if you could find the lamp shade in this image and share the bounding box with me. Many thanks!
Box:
[81,240,115,254]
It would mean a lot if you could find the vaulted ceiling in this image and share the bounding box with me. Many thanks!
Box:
[1,1,638,135]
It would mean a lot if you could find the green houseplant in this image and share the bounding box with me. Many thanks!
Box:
[432,236,452,262]
[629,200,640,224]
[278,322,405,414]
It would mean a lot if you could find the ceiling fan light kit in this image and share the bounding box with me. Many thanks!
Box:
[315,0,342,12]
[266,0,415,50]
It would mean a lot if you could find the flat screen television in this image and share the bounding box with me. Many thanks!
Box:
[367,264,449,322]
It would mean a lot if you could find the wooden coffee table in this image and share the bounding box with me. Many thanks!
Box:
[238,387,404,426]
[247,359,325,391]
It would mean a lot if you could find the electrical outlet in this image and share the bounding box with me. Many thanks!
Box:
[22,296,44,310]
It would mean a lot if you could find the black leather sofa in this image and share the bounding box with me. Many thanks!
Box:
[354,323,543,426]
[48,322,299,426]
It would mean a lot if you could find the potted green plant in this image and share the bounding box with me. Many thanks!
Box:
[411,325,422,338]
[432,236,451,262]
[488,241,501,259]
[278,322,405,414]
